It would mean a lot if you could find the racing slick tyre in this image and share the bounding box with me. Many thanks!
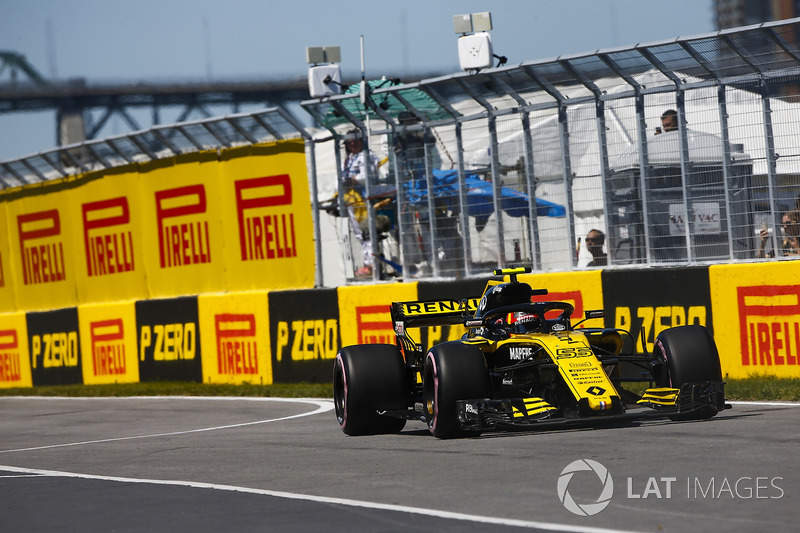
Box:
[333,344,408,436]
[654,325,724,420]
[423,342,490,439]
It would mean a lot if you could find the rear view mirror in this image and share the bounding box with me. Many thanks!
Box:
[572,309,604,329]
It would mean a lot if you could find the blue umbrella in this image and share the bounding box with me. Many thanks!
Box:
[462,174,566,219]
[401,169,565,220]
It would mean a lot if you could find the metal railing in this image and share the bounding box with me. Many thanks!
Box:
[0,107,309,187]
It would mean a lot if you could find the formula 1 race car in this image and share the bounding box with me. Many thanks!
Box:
[333,267,729,438]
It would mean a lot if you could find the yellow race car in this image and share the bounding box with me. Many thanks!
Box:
[333,267,729,438]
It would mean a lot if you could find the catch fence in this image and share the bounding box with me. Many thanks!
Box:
[302,18,800,283]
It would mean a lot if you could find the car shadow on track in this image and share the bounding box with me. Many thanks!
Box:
[393,411,755,439]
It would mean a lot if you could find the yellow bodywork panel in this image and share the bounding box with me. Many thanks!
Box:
[512,397,557,418]
[637,387,680,406]
[543,332,619,411]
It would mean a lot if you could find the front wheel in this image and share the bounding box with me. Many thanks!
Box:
[654,325,724,420]
[333,344,408,435]
[423,342,489,438]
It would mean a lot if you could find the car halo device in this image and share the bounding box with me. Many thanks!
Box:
[306,46,342,98]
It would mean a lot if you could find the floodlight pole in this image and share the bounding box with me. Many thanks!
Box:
[356,35,380,281]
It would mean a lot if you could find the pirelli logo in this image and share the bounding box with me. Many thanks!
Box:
[90,319,126,376]
[0,329,22,382]
[156,185,211,268]
[82,197,135,277]
[235,175,296,262]
[18,209,66,285]
[356,305,393,344]
[215,314,258,375]
[737,285,800,366]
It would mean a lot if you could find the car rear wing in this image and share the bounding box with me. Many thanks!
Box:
[390,268,541,333]
[390,298,481,331]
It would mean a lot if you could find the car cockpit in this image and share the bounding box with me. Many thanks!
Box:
[469,269,574,339]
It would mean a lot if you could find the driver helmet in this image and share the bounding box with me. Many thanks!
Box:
[507,311,540,334]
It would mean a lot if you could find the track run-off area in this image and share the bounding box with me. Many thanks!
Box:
[1,396,798,532]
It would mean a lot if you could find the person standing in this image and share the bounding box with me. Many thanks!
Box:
[785,210,800,255]
[585,229,608,267]
[758,210,800,258]
[341,129,392,277]
[655,109,678,135]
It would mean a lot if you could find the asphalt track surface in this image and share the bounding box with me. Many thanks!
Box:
[0,396,798,532]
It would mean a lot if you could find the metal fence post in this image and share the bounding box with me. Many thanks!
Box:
[760,77,781,254]
[634,91,653,264]
[717,83,737,260]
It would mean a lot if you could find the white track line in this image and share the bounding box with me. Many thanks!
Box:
[0,464,641,533]
[0,396,643,531]
[727,400,800,407]
[0,397,333,454]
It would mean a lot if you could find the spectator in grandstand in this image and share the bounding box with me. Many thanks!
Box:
[782,210,800,256]
[585,229,608,267]
[341,129,393,277]
[655,109,678,135]
[758,209,800,258]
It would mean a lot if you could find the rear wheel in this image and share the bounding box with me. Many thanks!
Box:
[423,342,489,438]
[333,344,408,435]
[654,325,724,420]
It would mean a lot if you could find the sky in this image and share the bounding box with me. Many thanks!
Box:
[0,0,715,161]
